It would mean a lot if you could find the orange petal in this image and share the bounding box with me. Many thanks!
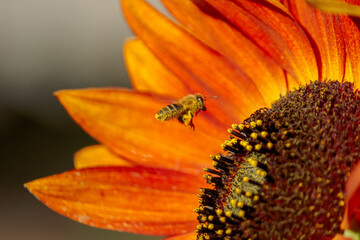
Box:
[161,0,287,105]
[124,38,189,98]
[164,232,196,240]
[203,0,318,84]
[338,15,360,89]
[285,0,346,81]
[122,0,267,121]
[55,88,225,175]
[74,145,133,169]
[343,160,360,231]
[25,166,202,235]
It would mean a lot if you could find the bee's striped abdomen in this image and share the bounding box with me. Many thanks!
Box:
[155,103,184,121]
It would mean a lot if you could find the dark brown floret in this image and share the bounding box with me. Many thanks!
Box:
[196,81,360,240]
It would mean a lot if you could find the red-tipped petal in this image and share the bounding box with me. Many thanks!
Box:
[122,0,267,122]
[346,0,360,5]
[343,161,360,231]
[161,0,287,105]
[26,167,203,235]
[204,0,318,84]
[124,39,189,98]
[74,145,133,169]
[55,88,224,175]
[285,0,346,81]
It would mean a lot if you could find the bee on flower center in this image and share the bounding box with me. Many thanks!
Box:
[155,93,217,130]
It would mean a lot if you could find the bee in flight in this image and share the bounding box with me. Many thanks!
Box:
[155,93,217,130]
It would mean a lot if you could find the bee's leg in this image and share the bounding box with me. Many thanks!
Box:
[181,111,195,130]
[189,119,195,130]
[177,116,185,124]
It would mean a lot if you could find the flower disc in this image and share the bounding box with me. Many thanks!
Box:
[197,81,360,239]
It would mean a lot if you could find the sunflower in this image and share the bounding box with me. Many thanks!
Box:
[26,0,360,239]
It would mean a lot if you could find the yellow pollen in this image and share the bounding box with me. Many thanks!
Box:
[248,158,258,167]
[240,140,249,147]
[254,144,262,151]
[326,212,331,218]
[203,175,211,180]
[197,224,202,229]
[267,142,273,149]
[238,210,245,218]
[230,199,237,207]
[339,200,345,206]
[243,176,250,182]
[256,169,267,177]
[238,124,245,130]
[232,124,238,130]
[245,191,253,197]
[220,217,226,223]
[253,195,260,201]
[216,209,222,216]
[237,201,244,208]
[246,145,253,151]
[315,223,324,229]
[216,230,223,235]
[309,205,315,211]
[250,121,256,128]
[299,182,303,187]
[285,142,291,148]
[208,215,214,221]
[208,224,214,230]
[250,132,258,139]
[256,119,263,126]
[201,216,207,221]
[260,131,268,138]
[225,210,232,217]
[337,192,344,199]
[317,177,323,182]
[225,228,232,235]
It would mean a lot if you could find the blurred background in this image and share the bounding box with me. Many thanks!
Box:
[0,0,165,239]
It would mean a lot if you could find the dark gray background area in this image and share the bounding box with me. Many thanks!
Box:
[0,0,167,239]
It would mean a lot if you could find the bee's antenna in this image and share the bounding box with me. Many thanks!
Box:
[204,96,218,101]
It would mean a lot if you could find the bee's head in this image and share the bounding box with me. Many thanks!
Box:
[195,94,206,111]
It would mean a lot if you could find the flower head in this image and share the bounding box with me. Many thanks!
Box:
[26,0,360,239]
